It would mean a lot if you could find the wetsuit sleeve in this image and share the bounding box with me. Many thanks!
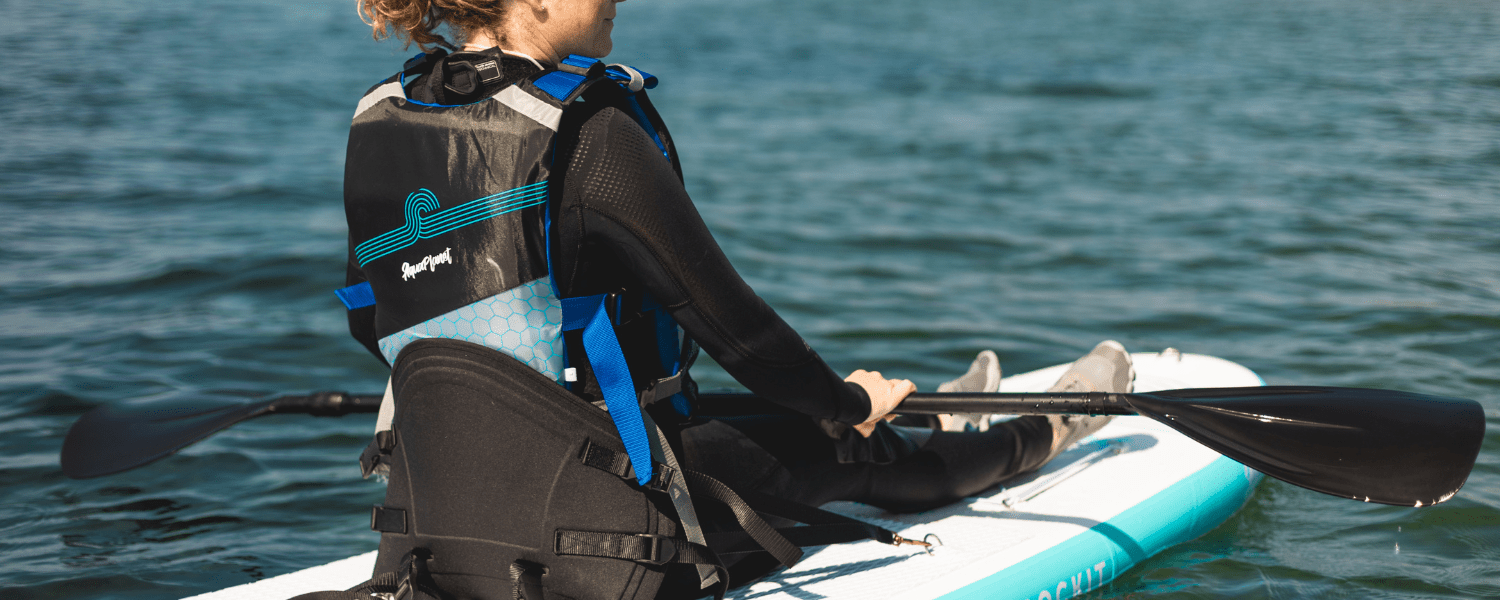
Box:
[553,106,872,425]
[345,258,389,367]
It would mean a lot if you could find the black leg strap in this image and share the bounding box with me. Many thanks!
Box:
[734,487,898,544]
[681,470,804,568]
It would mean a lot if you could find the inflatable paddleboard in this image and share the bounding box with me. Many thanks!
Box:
[187,351,1264,600]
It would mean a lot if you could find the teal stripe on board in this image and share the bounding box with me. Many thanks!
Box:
[938,456,1263,600]
[354,182,549,266]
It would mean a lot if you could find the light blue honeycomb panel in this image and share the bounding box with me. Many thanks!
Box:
[378,278,565,380]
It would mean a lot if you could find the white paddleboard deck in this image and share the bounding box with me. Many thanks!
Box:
[188,351,1264,600]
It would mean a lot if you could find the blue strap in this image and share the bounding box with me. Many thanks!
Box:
[604,65,659,90]
[640,294,691,417]
[334,282,376,310]
[533,71,587,101]
[561,294,654,486]
[623,95,669,158]
[532,55,602,101]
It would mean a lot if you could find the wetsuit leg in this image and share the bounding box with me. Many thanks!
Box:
[685,412,1054,513]
[658,407,1054,597]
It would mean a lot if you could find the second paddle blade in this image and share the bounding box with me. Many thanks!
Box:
[60,398,272,479]
[1126,386,1485,507]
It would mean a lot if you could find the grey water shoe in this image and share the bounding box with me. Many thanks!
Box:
[1042,340,1134,463]
[936,350,1002,432]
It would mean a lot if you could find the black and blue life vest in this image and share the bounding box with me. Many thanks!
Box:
[337,52,684,488]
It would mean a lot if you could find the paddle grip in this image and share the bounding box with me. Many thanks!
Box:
[270,392,384,416]
[898,392,1135,416]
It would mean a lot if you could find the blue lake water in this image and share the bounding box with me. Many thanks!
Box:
[1,0,1497,597]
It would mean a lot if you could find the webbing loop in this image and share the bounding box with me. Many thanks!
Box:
[559,294,653,486]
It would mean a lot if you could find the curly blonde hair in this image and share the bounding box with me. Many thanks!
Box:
[357,0,508,50]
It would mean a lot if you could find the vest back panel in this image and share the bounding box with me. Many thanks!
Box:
[344,83,559,340]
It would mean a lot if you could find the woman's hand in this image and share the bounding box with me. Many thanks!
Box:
[845,370,917,437]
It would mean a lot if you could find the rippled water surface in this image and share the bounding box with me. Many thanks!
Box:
[2,0,1498,598]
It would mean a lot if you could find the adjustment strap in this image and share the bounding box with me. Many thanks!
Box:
[559,294,653,486]
[734,487,897,543]
[531,54,606,102]
[554,531,722,567]
[641,410,718,589]
[335,282,376,310]
[552,531,730,599]
[555,531,677,565]
[579,440,673,492]
[370,505,407,534]
[705,523,892,557]
[682,470,803,568]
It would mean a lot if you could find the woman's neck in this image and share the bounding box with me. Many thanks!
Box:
[464,29,557,67]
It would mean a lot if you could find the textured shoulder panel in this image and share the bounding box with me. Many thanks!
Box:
[493,85,563,131]
[353,80,406,120]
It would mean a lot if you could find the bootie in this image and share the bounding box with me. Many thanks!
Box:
[936,350,1002,432]
[1041,340,1134,464]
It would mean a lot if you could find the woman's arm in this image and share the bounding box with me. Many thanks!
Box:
[552,103,879,425]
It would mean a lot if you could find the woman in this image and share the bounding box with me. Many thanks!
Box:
[332,0,1134,598]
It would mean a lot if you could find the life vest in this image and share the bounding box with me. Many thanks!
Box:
[310,52,915,600]
[337,51,688,489]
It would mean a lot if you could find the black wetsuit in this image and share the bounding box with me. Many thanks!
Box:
[347,52,1054,594]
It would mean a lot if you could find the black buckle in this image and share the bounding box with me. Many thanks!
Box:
[637,373,684,409]
[642,464,675,493]
[556,60,606,78]
[634,534,678,566]
[392,549,431,600]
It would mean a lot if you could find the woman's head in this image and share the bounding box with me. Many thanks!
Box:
[358,0,625,63]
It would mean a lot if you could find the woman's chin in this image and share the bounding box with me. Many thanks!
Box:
[592,38,613,59]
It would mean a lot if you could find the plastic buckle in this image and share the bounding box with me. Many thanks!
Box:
[639,373,683,405]
[634,534,678,566]
[557,55,605,78]
[641,464,675,493]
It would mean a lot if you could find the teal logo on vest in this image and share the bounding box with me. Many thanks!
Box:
[354,182,549,267]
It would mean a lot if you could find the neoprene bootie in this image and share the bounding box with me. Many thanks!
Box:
[936,350,1002,432]
[1041,340,1134,464]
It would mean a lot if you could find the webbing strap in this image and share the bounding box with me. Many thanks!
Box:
[532,55,603,102]
[560,294,653,486]
[553,529,731,599]
[579,439,672,492]
[705,522,890,556]
[335,282,376,310]
[682,470,803,568]
[643,411,718,589]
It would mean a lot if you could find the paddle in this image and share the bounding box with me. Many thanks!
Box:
[894,387,1485,508]
[60,391,381,480]
[61,386,1483,508]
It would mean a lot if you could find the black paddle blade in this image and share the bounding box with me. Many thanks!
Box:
[1125,386,1485,507]
[60,398,273,479]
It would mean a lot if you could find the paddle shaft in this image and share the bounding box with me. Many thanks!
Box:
[268,392,383,416]
[897,392,1134,416]
[261,391,1142,417]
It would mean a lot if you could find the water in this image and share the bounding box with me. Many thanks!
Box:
[2,0,1497,597]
